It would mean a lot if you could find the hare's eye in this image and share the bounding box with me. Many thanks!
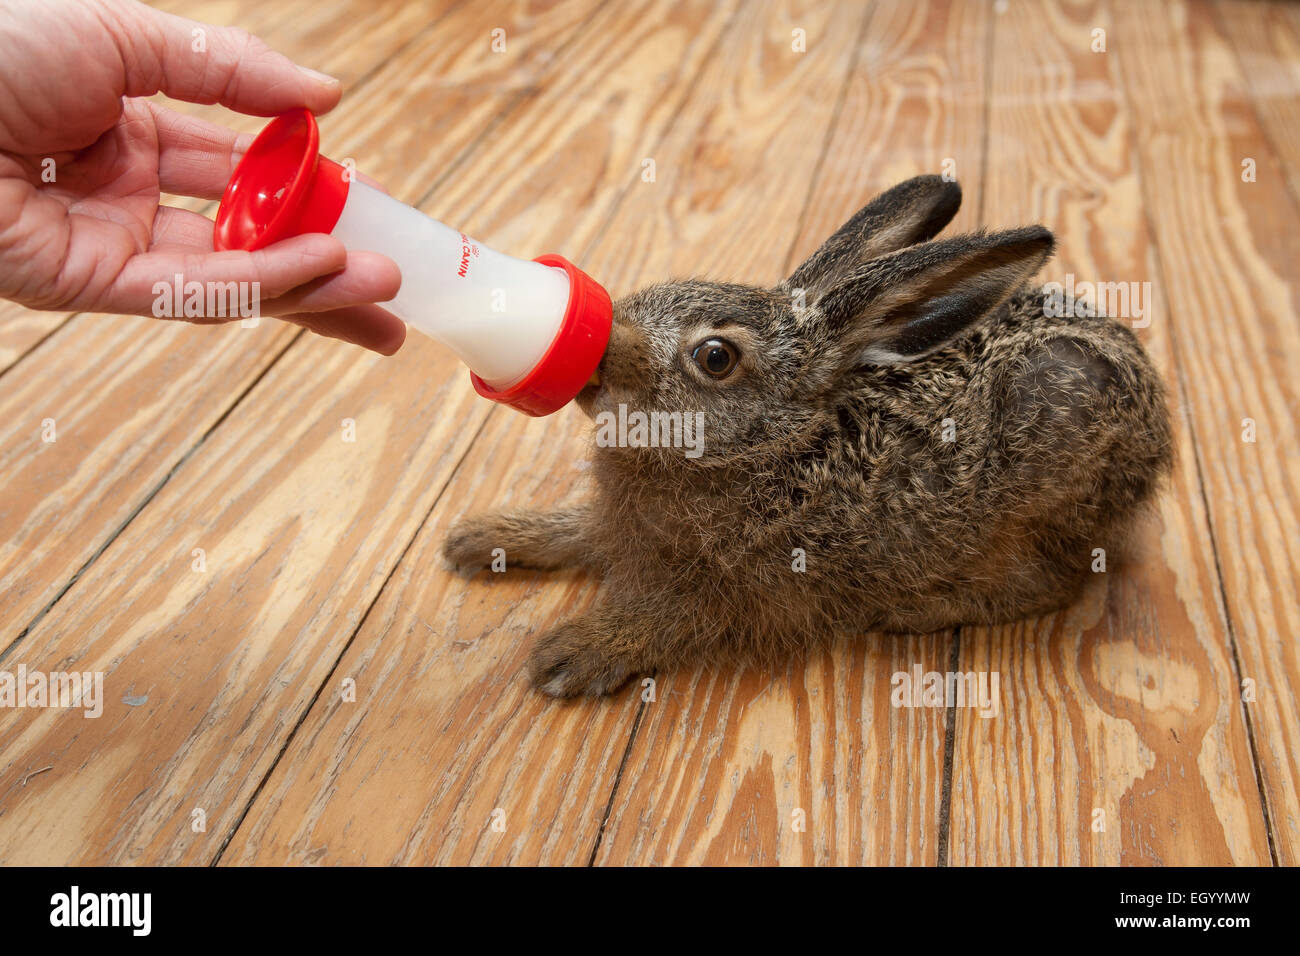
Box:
[692,338,739,379]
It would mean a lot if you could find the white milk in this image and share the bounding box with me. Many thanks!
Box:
[331,183,571,389]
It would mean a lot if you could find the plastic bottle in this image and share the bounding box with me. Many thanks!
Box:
[213,109,611,416]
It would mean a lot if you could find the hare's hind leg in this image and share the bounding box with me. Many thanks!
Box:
[1002,329,1170,507]
[994,330,1169,605]
[443,506,594,572]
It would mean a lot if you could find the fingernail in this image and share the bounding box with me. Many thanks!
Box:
[296,64,340,85]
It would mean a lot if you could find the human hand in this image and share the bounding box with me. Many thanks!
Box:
[0,0,406,354]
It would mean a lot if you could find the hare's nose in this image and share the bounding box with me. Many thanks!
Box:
[599,321,647,389]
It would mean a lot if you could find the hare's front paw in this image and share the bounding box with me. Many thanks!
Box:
[442,515,500,571]
[528,619,634,698]
[443,508,593,573]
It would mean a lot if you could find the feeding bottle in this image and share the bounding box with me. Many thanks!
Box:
[213,108,611,416]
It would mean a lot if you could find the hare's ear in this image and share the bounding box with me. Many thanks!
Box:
[785,175,962,302]
[819,226,1054,366]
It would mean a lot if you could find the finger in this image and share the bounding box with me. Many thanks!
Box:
[149,108,395,215]
[258,251,401,315]
[150,104,254,199]
[149,210,405,315]
[150,208,404,310]
[282,305,407,355]
[150,203,224,251]
[111,2,342,116]
[106,233,348,317]
[149,105,396,210]
[133,218,404,353]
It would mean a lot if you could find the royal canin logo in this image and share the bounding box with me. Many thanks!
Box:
[457,233,479,278]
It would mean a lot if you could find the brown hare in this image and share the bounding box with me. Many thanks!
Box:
[444,175,1173,697]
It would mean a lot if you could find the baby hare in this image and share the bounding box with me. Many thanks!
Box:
[445,175,1173,697]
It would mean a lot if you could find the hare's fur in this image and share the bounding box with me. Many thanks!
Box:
[444,176,1173,696]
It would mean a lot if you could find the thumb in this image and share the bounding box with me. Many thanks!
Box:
[110,0,342,116]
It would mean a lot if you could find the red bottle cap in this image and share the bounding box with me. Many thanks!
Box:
[469,254,612,417]
[214,108,350,251]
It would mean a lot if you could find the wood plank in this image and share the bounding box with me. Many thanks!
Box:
[7,0,1287,870]
[784,0,988,259]
[1109,0,1300,864]
[0,307,76,375]
[948,0,1270,866]
[0,339,485,865]
[225,0,973,868]
[593,0,991,867]
[1215,0,1300,201]
[0,0,701,866]
[219,0,754,866]
[223,405,618,864]
[0,0,557,651]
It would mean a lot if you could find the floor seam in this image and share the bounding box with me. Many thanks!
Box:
[935,629,962,867]
[586,680,653,866]
[777,1,879,277]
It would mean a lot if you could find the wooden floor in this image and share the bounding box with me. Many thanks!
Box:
[0,0,1297,866]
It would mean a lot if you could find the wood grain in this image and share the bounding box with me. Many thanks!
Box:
[1111,0,1300,863]
[0,338,487,865]
[1216,0,1300,202]
[222,406,617,864]
[947,0,1269,867]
